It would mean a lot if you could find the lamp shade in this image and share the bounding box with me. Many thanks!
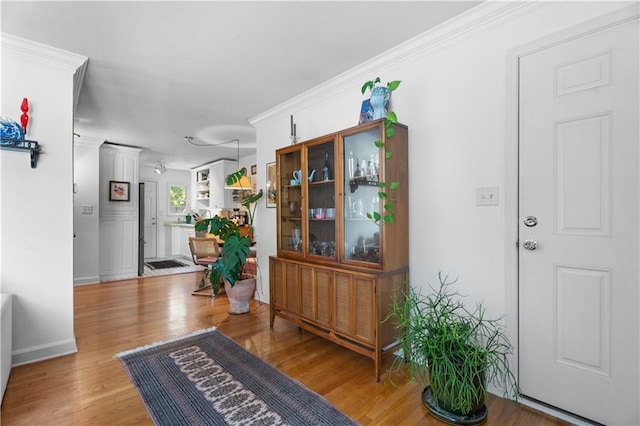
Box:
[224,175,252,191]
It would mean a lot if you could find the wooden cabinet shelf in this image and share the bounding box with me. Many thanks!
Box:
[269,119,409,381]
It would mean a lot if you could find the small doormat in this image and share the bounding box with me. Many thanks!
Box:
[116,328,358,425]
[145,260,187,270]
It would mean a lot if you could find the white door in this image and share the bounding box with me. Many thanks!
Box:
[142,180,157,259]
[519,18,638,425]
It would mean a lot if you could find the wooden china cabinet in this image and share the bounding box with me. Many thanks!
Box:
[269,119,409,381]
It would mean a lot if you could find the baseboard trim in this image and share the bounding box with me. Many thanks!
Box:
[74,276,100,286]
[12,338,78,366]
[100,272,138,282]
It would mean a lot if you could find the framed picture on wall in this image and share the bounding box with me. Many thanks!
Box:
[109,180,130,201]
[266,162,276,208]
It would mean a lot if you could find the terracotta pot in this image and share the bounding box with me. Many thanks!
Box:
[224,275,256,314]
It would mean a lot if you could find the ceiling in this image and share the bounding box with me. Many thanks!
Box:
[2,1,480,170]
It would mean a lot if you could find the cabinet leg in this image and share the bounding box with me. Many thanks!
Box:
[269,307,275,327]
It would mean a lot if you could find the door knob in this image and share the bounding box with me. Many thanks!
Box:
[522,239,537,250]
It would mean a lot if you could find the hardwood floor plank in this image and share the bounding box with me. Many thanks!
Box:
[1,273,568,425]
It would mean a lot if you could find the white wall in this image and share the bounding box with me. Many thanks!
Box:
[73,137,103,285]
[250,2,631,316]
[1,34,87,364]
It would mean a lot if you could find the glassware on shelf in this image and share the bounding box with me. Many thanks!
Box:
[322,151,332,181]
[368,154,377,177]
[291,227,301,252]
[328,241,336,257]
[347,151,355,179]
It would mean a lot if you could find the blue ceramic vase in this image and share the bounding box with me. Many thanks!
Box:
[369,86,390,120]
[0,116,25,142]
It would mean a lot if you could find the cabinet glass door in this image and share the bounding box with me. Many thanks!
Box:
[278,148,302,254]
[306,139,337,259]
[342,127,381,264]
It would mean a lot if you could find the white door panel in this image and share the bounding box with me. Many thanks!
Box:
[519,18,638,425]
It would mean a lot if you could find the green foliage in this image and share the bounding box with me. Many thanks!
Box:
[196,167,263,295]
[361,77,401,95]
[169,185,186,208]
[386,273,518,416]
[361,78,402,225]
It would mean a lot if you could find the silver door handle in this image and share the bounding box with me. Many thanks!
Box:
[522,239,537,250]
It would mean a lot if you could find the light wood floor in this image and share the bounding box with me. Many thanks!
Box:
[1,273,568,425]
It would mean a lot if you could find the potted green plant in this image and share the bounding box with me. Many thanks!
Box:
[386,272,518,425]
[195,167,263,314]
[361,77,401,225]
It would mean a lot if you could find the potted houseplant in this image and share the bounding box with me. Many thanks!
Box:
[361,77,401,225]
[387,272,518,425]
[195,167,263,314]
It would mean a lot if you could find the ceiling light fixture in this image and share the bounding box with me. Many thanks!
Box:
[184,136,252,191]
[154,161,167,174]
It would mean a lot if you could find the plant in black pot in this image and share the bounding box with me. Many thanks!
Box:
[195,167,263,313]
[386,272,518,425]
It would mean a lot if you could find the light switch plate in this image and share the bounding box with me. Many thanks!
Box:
[81,205,93,214]
[476,187,499,206]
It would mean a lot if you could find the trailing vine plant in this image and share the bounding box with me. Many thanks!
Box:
[360,77,401,224]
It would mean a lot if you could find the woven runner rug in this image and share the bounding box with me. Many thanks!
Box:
[116,327,358,425]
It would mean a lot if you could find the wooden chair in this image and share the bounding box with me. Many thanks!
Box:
[188,237,221,297]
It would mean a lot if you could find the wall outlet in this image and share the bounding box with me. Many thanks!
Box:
[476,187,499,206]
[81,205,93,214]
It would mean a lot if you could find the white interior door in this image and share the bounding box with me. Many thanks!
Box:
[142,180,157,259]
[519,18,639,425]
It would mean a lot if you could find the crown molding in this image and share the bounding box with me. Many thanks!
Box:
[74,136,105,148]
[249,1,533,126]
[3,32,90,132]
[1,32,88,74]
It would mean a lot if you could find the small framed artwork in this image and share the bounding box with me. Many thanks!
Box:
[251,164,257,175]
[358,99,373,124]
[109,180,130,202]
[266,162,276,208]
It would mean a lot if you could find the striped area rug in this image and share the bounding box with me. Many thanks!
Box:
[116,328,358,425]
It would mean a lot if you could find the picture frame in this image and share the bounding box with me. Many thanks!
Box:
[251,164,257,175]
[266,162,276,208]
[358,99,373,124]
[109,180,130,201]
